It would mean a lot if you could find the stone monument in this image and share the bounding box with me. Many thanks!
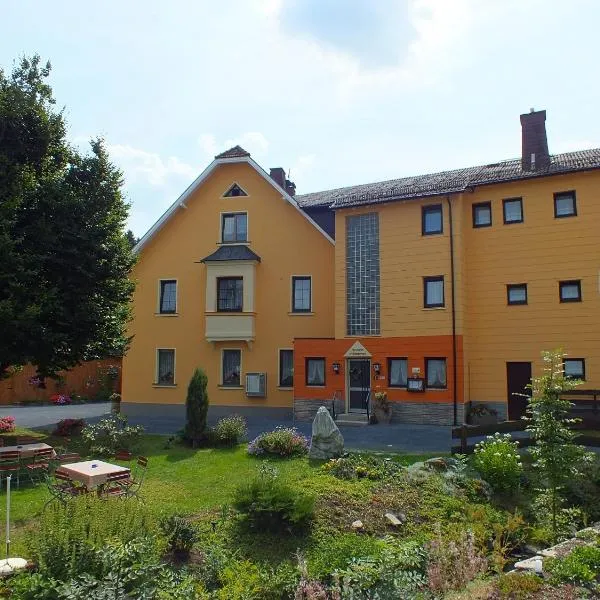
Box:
[309,406,344,460]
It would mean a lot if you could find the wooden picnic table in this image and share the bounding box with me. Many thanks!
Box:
[0,442,55,459]
[60,460,130,490]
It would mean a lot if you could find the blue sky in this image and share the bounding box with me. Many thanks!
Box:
[2,0,599,236]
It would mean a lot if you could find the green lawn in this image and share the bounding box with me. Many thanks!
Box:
[2,429,439,557]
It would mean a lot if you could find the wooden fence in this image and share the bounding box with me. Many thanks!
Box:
[0,359,122,405]
[452,390,600,454]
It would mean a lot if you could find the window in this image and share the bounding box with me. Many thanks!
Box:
[217,277,243,312]
[221,213,247,243]
[564,358,585,380]
[346,213,380,335]
[422,204,443,235]
[223,183,248,197]
[507,284,528,305]
[279,350,294,387]
[554,191,577,218]
[159,280,177,314]
[292,276,311,312]
[306,358,325,386]
[156,349,175,385]
[472,202,492,228]
[424,276,445,308]
[503,198,523,224]
[222,350,241,386]
[426,358,447,389]
[559,280,582,303]
[388,358,408,388]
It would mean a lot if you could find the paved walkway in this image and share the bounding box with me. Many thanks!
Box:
[0,403,452,454]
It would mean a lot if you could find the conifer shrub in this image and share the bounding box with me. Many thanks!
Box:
[183,368,209,447]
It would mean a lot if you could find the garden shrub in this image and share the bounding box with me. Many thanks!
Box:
[563,453,600,521]
[247,426,309,457]
[322,453,403,481]
[0,416,15,433]
[334,538,428,599]
[472,432,522,494]
[211,414,247,446]
[545,544,600,586]
[183,368,209,447]
[233,463,314,533]
[52,418,86,437]
[159,514,199,555]
[307,532,385,580]
[496,571,543,599]
[26,495,157,581]
[426,528,488,594]
[530,491,584,544]
[80,413,144,455]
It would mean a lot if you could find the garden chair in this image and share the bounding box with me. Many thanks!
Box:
[55,452,81,464]
[26,447,54,485]
[16,436,38,446]
[0,451,21,488]
[103,471,132,499]
[43,469,85,509]
[114,449,132,463]
[116,456,148,499]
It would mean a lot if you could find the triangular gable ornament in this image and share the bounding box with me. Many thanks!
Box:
[344,341,372,358]
[222,183,248,197]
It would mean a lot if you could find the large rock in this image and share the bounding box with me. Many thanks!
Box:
[309,406,344,460]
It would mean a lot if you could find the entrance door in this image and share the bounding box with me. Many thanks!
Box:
[348,359,370,413]
[506,362,532,420]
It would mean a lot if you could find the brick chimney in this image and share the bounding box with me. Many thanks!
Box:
[270,167,286,188]
[285,179,296,197]
[520,108,550,171]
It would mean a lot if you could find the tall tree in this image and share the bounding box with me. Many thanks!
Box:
[0,55,135,379]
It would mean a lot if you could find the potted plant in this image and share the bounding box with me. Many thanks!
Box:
[372,391,392,424]
[469,403,499,425]
[110,392,122,414]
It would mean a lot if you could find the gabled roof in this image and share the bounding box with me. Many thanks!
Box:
[215,145,251,159]
[295,148,600,209]
[133,148,334,254]
[200,245,261,263]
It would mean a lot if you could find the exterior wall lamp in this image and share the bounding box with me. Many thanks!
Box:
[332,362,341,374]
[372,362,381,375]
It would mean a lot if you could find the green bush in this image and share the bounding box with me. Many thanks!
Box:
[472,432,522,494]
[26,496,157,581]
[496,572,543,599]
[545,544,600,586]
[159,514,199,555]
[183,368,209,447]
[211,414,247,446]
[322,453,403,481]
[233,463,314,533]
[308,532,385,580]
[247,427,309,457]
[80,413,144,455]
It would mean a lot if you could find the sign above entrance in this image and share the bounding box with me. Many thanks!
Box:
[344,341,372,358]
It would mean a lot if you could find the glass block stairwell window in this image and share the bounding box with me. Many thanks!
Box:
[346,213,380,335]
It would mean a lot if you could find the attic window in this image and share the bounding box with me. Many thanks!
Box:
[223,183,248,197]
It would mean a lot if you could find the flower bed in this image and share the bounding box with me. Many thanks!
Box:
[0,416,16,433]
[247,427,309,457]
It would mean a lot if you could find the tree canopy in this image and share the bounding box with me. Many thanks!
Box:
[0,55,136,379]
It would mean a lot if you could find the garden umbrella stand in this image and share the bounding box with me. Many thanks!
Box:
[0,476,27,574]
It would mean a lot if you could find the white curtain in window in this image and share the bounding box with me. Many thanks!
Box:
[427,359,446,387]
[223,217,235,241]
[158,350,174,384]
[308,359,324,385]
[390,359,407,386]
[427,280,444,305]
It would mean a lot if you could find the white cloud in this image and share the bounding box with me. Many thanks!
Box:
[290,154,316,181]
[106,144,197,186]
[198,131,270,158]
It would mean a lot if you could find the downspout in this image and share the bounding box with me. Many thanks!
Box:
[446,194,458,426]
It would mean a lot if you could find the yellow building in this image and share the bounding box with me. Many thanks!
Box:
[123,110,600,425]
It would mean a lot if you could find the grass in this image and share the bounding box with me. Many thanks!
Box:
[0,427,440,557]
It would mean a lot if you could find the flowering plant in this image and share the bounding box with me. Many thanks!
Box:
[50,394,71,405]
[472,432,523,494]
[28,376,43,388]
[53,418,86,437]
[0,416,16,433]
[247,427,309,457]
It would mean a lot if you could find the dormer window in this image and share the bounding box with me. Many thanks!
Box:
[223,183,248,197]
[222,213,247,243]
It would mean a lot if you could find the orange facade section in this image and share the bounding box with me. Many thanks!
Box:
[0,359,122,405]
[293,335,463,406]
